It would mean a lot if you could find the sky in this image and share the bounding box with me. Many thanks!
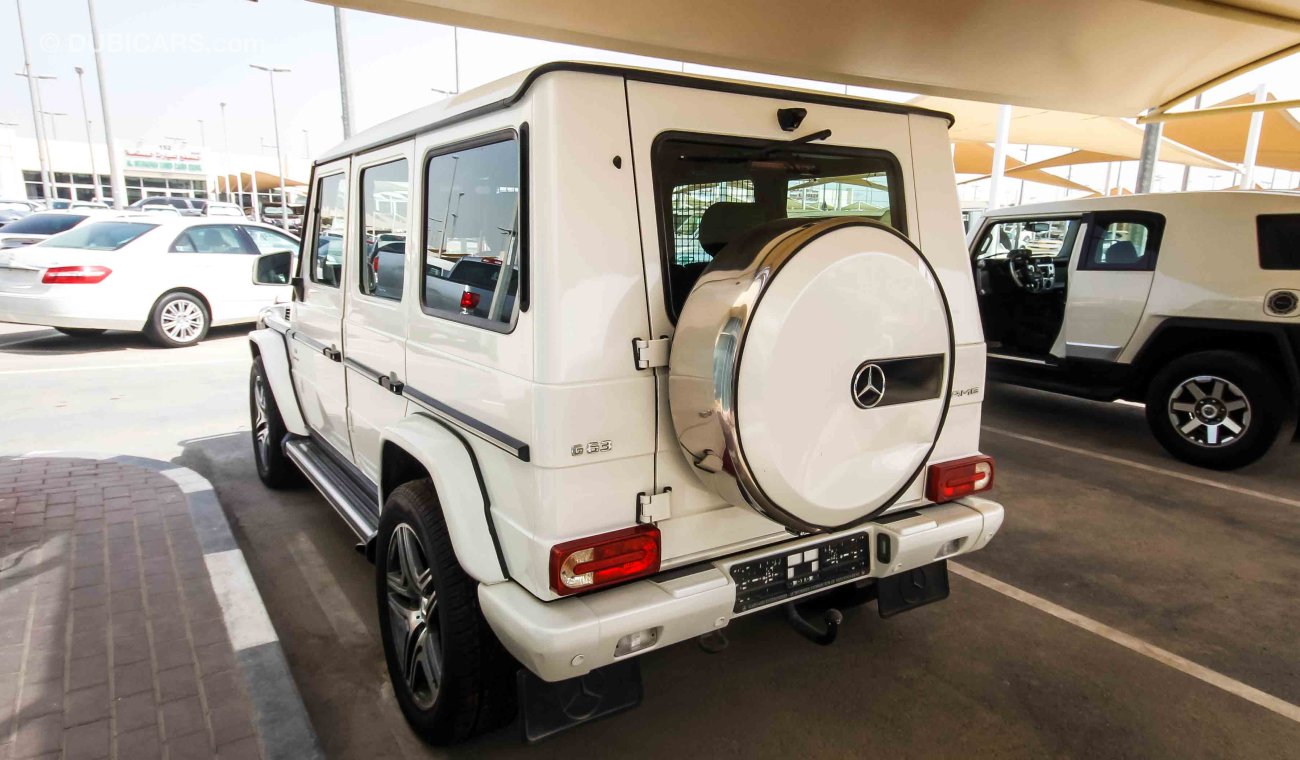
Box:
[2,0,1298,201]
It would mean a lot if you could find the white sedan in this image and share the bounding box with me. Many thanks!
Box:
[0,217,298,347]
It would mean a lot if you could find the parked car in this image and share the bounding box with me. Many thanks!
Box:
[128,196,206,216]
[259,204,302,234]
[204,202,247,219]
[970,191,1300,469]
[247,62,1004,744]
[139,205,183,217]
[0,200,40,227]
[68,201,111,212]
[0,217,298,345]
[0,211,96,249]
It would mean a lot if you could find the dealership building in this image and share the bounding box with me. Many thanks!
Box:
[0,127,307,208]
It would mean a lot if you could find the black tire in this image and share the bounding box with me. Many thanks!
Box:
[145,291,210,347]
[249,356,301,489]
[1144,350,1291,470]
[376,480,517,745]
[54,327,107,337]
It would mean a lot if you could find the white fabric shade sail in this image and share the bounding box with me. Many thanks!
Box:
[314,0,1300,117]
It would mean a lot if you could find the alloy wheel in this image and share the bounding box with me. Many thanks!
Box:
[1167,375,1251,448]
[252,373,271,466]
[385,524,442,710]
[160,299,204,343]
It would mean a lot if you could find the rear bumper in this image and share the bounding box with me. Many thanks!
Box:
[0,291,146,331]
[480,496,1004,682]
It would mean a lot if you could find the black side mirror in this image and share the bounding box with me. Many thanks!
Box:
[253,250,292,285]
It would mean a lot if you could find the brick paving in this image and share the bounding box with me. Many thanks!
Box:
[0,457,263,760]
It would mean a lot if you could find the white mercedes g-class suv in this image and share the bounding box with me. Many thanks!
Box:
[970,191,1300,470]
[248,63,1003,743]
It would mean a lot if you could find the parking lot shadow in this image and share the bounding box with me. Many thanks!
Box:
[0,325,248,356]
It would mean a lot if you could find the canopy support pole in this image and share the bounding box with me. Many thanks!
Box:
[987,104,1011,210]
[1240,84,1266,189]
[1135,122,1162,193]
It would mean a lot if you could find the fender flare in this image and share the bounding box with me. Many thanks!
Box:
[382,414,508,585]
[248,328,309,436]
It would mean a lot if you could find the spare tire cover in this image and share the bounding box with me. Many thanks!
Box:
[669,217,953,532]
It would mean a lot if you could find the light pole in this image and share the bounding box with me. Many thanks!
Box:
[334,8,355,139]
[220,101,234,204]
[302,129,310,159]
[14,0,53,200]
[73,66,102,200]
[87,0,126,209]
[250,64,290,230]
[40,111,67,141]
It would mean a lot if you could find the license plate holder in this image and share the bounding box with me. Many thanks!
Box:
[876,560,949,618]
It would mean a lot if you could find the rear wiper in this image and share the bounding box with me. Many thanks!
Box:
[752,128,832,157]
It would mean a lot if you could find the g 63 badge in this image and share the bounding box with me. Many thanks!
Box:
[571,440,613,456]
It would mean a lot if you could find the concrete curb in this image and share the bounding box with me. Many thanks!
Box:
[16,450,323,760]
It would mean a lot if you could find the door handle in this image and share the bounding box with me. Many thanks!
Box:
[322,346,341,362]
[378,375,405,395]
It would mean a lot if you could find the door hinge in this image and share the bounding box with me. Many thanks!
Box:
[632,337,670,370]
[637,488,672,524]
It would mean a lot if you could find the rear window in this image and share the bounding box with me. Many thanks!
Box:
[42,222,157,251]
[2,213,88,235]
[1258,214,1300,270]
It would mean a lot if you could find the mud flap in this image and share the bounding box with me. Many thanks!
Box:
[876,560,950,618]
[518,660,643,743]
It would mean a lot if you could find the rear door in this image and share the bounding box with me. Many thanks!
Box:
[291,159,353,459]
[1063,211,1163,362]
[343,144,414,481]
[167,223,257,321]
[624,81,919,553]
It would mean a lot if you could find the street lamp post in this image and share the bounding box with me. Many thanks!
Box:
[250,64,290,230]
[220,101,235,204]
[87,0,127,209]
[13,0,54,201]
[40,112,67,141]
[74,66,102,201]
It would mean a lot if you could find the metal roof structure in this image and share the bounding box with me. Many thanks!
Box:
[314,0,1300,117]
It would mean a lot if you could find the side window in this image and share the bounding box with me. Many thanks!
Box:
[1257,214,1300,270]
[1081,213,1164,271]
[244,226,298,255]
[358,159,410,301]
[171,225,248,254]
[975,219,1077,258]
[421,137,522,330]
[308,173,347,287]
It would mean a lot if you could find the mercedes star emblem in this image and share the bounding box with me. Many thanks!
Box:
[852,362,887,409]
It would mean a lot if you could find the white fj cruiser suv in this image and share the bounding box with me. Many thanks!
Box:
[970,191,1300,469]
[248,63,1004,743]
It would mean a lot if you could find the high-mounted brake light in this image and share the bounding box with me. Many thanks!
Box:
[926,455,994,503]
[459,290,480,310]
[42,266,112,284]
[549,525,661,596]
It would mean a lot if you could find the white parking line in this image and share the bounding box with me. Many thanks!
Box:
[950,562,1300,725]
[0,358,245,376]
[983,426,1300,511]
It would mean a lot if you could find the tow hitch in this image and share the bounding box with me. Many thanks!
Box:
[784,602,843,645]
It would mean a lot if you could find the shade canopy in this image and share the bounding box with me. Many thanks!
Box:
[913,97,1234,170]
[316,0,1300,116]
[1162,92,1300,170]
[216,171,306,193]
[952,142,1098,193]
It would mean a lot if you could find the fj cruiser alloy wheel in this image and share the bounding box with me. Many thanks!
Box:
[146,292,209,347]
[1145,350,1289,470]
[249,356,301,488]
[670,217,954,532]
[376,481,516,744]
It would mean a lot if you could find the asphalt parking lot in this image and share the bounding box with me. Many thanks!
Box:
[2,322,1298,759]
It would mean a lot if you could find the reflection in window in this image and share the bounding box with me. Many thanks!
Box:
[977,219,1076,258]
[309,173,347,287]
[422,138,522,329]
[359,159,409,301]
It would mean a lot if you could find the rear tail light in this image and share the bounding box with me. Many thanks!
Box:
[42,266,112,284]
[550,525,661,596]
[459,290,480,310]
[925,455,994,503]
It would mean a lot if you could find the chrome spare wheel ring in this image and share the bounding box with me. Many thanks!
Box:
[1167,375,1251,448]
[161,299,203,342]
[385,523,441,709]
[253,373,271,465]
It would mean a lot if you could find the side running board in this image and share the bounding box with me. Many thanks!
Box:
[284,438,380,543]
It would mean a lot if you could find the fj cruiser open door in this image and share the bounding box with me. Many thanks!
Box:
[625,80,926,560]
